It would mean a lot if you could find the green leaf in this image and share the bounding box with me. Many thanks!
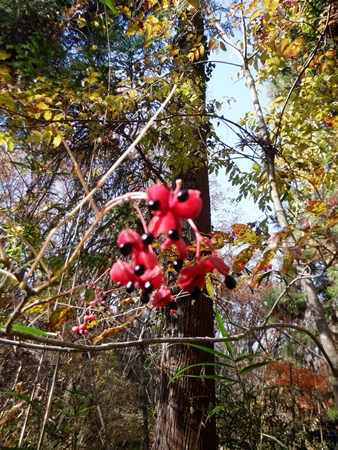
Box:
[238,360,276,375]
[261,433,288,449]
[2,391,42,416]
[100,0,120,15]
[1,324,57,337]
[215,310,235,360]
[177,342,232,361]
[206,405,225,420]
[170,363,237,383]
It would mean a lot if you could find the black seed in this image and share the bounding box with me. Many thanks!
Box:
[168,229,180,241]
[225,275,237,290]
[126,281,134,294]
[134,264,145,276]
[147,199,160,211]
[144,281,153,293]
[140,293,150,304]
[119,242,132,256]
[190,287,202,300]
[168,300,178,309]
[173,258,183,272]
[141,232,154,245]
[177,190,189,202]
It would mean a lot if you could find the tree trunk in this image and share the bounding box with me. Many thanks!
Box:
[243,62,338,408]
[152,168,216,450]
[152,7,217,449]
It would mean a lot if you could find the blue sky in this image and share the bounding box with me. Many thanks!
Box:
[208,52,268,224]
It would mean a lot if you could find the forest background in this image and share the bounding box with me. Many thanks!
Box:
[1,0,338,448]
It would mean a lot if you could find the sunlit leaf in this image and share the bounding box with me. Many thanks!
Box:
[53,134,62,148]
[100,0,120,14]
[280,254,294,279]
[25,298,55,313]
[93,324,129,344]
[1,324,56,337]
[210,231,227,249]
[232,223,258,244]
[305,200,328,216]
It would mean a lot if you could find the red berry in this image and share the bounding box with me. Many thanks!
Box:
[84,314,95,322]
[72,326,80,333]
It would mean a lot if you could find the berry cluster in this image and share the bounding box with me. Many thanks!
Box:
[110,181,236,311]
[72,314,96,335]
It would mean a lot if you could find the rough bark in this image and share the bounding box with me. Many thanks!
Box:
[152,266,216,450]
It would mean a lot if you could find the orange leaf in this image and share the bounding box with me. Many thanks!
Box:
[305,200,328,216]
[120,298,136,306]
[232,223,258,244]
[308,167,324,187]
[93,325,129,344]
[327,213,338,229]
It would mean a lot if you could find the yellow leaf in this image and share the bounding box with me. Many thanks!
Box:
[210,231,227,249]
[77,17,87,28]
[26,299,55,314]
[232,246,255,274]
[187,0,198,8]
[325,50,336,57]
[252,249,275,276]
[305,200,328,216]
[280,254,294,279]
[249,9,263,23]
[205,275,215,298]
[53,113,65,121]
[44,129,52,146]
[43,110,52,120]
[49,307,75,330]
[120,298,135,306]
[0,51,12,60]
[326,213,338,229]
[53,134,62,148]
[93,324,129,344]
[232,223,258,244]
[36,102,49,110]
